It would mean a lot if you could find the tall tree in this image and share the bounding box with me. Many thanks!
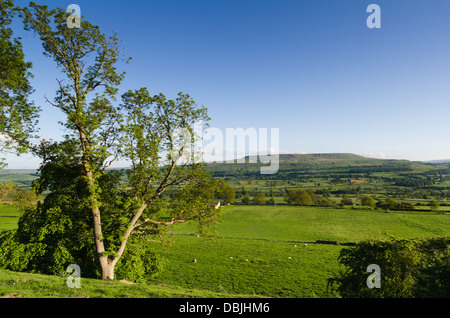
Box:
[21,2,218,280]
[0,0,40,167]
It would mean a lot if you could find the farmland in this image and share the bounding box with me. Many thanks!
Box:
[1,153,450,298]
[0,205,20,232]
[146,205,450,297]
[1,204,449,298]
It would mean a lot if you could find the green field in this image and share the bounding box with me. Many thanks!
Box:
[0,268,255,298]
[0,171,38,191]
[145,205,450,297]
[1,201,449,298]
[0,205,20,232]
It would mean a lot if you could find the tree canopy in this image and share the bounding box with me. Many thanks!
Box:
[0,1,223,281]
[0,0,40,167]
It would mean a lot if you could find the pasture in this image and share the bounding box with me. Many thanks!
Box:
[147,205,450,297]
[0,205,20,232]
[1,204,449,297]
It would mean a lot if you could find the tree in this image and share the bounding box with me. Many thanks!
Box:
[286,189,312,206]
[360,196,376,208]
[13,188,42,211]
[215,180,235,204]
[376,197,397,210]
[340,194,353,206]
[242,194,250,205]
[253,192,266,205]
[20,3,217,280]
[329,236,450,298]
[430,200,440,212]
[0,182,18,203]
[0,0,40,168]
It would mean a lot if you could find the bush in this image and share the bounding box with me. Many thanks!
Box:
[253,193,266,205]
[0,230,47,272]
[360,196,376,208]
[328,236,450,297]
[115,238,166,284]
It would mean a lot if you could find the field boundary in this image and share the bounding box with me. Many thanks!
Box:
[171,232,357,246]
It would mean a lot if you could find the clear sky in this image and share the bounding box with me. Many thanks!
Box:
[5,0,450,168]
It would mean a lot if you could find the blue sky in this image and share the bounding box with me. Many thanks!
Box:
[5,0,450,168]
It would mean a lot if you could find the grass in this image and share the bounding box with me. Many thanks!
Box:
[0,205,20,232]
[175,205,450,242]
[1,205,449,298]
[148,235,342,298]
[0,269,258,298]
[146,205,450,297]
[0,172,38,191]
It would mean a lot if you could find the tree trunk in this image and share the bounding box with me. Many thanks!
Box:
[77,125,112,280]
[99,256,116,280]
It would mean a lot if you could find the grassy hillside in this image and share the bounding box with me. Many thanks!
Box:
[1,205,449,298]
[0,269,256,298]
[1,155,450,298]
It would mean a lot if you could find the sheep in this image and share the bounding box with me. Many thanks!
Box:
[192,259,197,263]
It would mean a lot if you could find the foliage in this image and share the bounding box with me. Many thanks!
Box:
[114,237,166,284]
[0,182,18,202]
[430,200,440,212]
[285,189,332,207]
[328,236,450,297]
[253,192,266,205]
[0,162,167,281]
[0,230,46,272]
[360,196,376,208]
[376,198,415,211]
[215,180,235,204]
[340,194,353,206]
[0,0,40,168]
[285,189,312,206]
[169,171,225,237]
[17,2,218,280]
[13,188,42,211]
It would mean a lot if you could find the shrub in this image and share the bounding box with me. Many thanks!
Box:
[360,196,376,208]
[253,193,266,205]
[328,236,450,297]
[115,238,166,284]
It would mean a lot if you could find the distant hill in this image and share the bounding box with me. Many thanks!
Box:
[254,153,384,164]
[425,159,450,164]
[0,169,38,174]
[206,152,441,179]
[220,152,408,165]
